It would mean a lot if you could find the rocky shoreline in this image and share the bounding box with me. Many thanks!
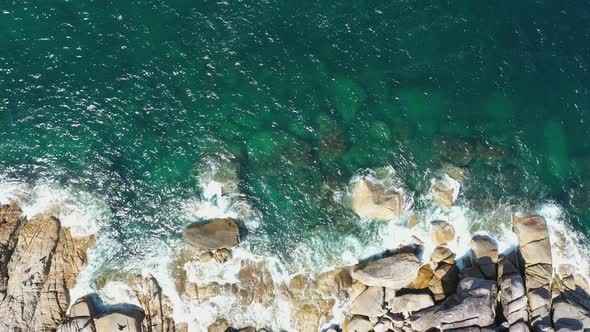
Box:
[1,175,590,331]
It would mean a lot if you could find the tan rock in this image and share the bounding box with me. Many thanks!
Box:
[432,183,455,208]
[407,214,421,229]
[213,248,232,263]
[208,318,230,332]
[406,265,434,290]
[351,180,403,221]
[69,295,97,318]
[430,246,456,265]
[470,234,498,280]
[347,315,373,332]
[431,220,455,245]
[0,202,26,295]
[131,274,175,332]
[57,317,96,332]
[183,218,241,250]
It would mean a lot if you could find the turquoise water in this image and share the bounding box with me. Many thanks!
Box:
[1,1,590,270]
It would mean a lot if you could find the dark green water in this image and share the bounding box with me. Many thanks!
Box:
[1,0,590,268]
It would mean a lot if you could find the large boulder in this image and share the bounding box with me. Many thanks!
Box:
[183,218,241,250]
[470,234,498,280]
[552,295,590,331]
[352,252,420,289]
[131,274,175,332]
[0,202,26,295]
[347,315,373,332]
[56,317,96,332]
[513,214,553,331]
[497,252,528,328]
[388,291,434,315]
[351,286,386,317]
[93,310,145,332]
[351,180,403,221]
[431,220,455,245]
[410,278,498,331]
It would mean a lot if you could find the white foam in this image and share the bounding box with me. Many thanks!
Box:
[0,176,105,237]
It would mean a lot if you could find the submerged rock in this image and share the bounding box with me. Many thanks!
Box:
[351,180,403,221]
[183,218,241,250]
[351,252,420,289]
[513,214,553,331]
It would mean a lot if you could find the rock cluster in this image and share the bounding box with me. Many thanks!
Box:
[0,202,95,331]
[344,214,590,332]
[351,180,404,221]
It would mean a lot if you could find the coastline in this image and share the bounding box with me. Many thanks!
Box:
[1,163,590,331]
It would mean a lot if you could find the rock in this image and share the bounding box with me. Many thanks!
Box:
[293,303,321,332]
[406,265,434,290]
[431,246,456,265]
[497,252,528,327]
[183,218,241,250]
[352,252,420,289]
[213,248,232,263]
[429,262,460,301]
[176,322,189,332]
[407,213,421,229]
[351,286,386,317]
[410,278,498,331]
[431,182,456,208]
[551,275,590,332]
[0,202,26,295]
[351,180,403,221]
[56,317,96,332]
[347,315,373,332]
[372,316,392,332]
[0,214,60,330]
[435,135,476,167]
[552,294,590,331]
[351,281,368,302]
[131,274,175,332]
[431,220,455,245]
[69,295,97,318]
[208,318,230,332]
[470,234,498,280]
[94,310,145,332]
[199,250,214,262]
[389,291,434,315]
[513,214,553,331]
[239,327,257,332]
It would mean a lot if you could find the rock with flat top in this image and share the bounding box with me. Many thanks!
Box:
[183,218,241,250]
[389,292,434,314]
[94,310,144,332]
[351,286,386,317]
[497,252,528,328]
[347,315,373,332]
[513,214,553,331]
[352,252,420,289]
[470,234,498,280]
[351,180,403,221]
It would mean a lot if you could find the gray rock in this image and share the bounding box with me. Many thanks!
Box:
[410,278,497,331]
[389,292,434,314]
[352,252,420,289]
[57,317,96,332]
[93,309,144,332]
[69,295,97,318]
[552,291,590,331]
[513,214,553,331]
[497,252,528,327]
[348,315,373,332]
[183,218,241,250]
[351,286,386,317]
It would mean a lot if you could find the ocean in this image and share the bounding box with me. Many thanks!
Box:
[1,0,590,329]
